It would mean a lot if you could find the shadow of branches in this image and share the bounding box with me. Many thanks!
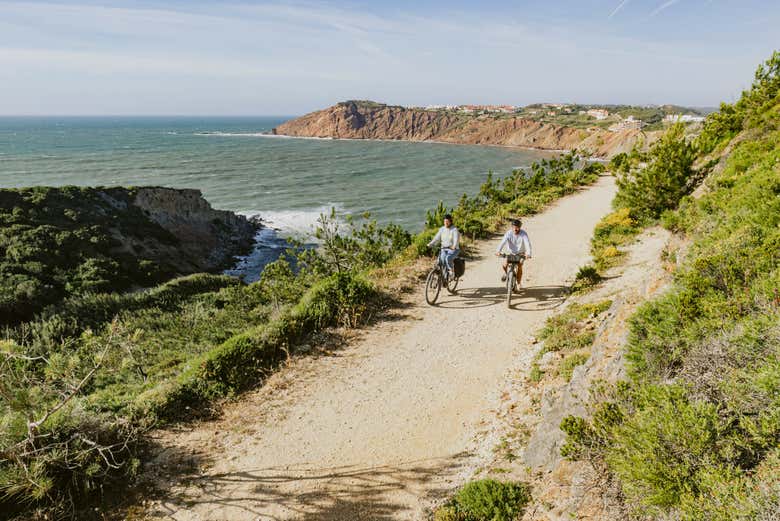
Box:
[151,453,471,521]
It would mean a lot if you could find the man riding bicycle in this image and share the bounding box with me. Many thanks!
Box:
[427,214,460,278]
[495,218,532,285]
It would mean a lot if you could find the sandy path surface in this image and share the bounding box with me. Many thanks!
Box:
[147,176,616,521]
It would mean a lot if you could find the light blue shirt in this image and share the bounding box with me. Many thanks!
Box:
[428,225,460,250]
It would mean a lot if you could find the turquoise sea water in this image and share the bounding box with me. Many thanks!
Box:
[0,116,553,278]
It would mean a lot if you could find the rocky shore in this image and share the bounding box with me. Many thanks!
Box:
[127,186,259,273]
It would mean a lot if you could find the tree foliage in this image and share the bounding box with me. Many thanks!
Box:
[614,123,696,219]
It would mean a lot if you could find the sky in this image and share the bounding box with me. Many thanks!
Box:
[1,0,778,115]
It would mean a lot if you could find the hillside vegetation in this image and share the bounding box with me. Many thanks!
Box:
[0,148,602,518]
[0,186,256,325]
[561,51,780,520]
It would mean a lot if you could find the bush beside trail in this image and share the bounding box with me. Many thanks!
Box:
[561,51,780,520]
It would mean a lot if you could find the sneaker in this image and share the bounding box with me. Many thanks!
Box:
[501,274,507,282]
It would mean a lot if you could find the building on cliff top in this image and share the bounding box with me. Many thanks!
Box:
[663,113,705,123]
[586,109,609,120]
[609,116,645,131]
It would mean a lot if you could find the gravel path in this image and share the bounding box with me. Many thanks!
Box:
[147,176,617,521]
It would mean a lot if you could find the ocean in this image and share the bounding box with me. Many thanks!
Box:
[0,116,554,279]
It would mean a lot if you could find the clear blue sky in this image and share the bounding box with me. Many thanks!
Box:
[1,0,778,115]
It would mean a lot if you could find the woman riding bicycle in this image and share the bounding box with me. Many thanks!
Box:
[427,214,460,279]
[495,218,532,286]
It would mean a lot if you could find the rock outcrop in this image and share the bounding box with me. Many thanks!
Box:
[274,101,657,158]
[128,187,257,273]
[0,185,260,325]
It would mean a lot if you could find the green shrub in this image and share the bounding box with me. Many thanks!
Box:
[315,209,412,273]
[614,124,697,219]
[566,56,780,518]
[0,337,140,517]
[528,362,544,383]
[571,265,602,292]
[587,207,641,271]
[138,271,378,421]
[538,301,610,354]
[605,385,723,514]
[557,352,590,382]
[443,479,531,521]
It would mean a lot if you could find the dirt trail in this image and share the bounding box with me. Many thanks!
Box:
[145,176,617,521]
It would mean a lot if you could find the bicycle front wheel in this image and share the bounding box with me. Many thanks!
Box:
[425,269,442,305]
[506,269,514,308]
[446,275,459,294]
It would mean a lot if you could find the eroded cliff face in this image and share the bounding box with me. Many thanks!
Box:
[109,187,258,274]
[274,102,655,158]
[0,186,259,324]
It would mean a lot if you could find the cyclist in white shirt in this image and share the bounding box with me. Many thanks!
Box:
[427,214,460,278]
[495,218,532,284]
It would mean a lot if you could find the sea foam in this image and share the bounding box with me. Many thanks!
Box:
[239,204,346,238]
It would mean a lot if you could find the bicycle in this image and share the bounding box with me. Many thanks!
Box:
[500,253,526,308]
[425,248,460,305]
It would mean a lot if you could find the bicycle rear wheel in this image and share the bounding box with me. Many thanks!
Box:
[506,268,514,308]
[425,269,442,305]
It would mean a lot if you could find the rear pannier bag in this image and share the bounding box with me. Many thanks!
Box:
[454,258,465,278]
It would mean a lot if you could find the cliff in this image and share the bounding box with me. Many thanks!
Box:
[0,186,258,324]
[273,101,656,157]
[124,187,257,273]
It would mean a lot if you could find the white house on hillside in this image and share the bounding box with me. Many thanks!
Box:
[587,109,609,120]
[664,114,706,123]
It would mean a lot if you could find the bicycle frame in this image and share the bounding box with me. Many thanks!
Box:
[500,253,525,308]
[425,249,460,305]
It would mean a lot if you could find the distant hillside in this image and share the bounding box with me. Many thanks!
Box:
[0,186,258,324]
[273,101,660,158]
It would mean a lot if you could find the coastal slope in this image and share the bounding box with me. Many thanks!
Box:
[0,186,258,324]
[273,101,654,157]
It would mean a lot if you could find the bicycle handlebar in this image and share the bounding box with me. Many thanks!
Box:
[500,253,526,261]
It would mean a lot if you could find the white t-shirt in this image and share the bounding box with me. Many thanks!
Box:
[496,229,532,256]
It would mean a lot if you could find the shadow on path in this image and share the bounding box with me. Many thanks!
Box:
[154,453,471,521]
[434,285,568,311]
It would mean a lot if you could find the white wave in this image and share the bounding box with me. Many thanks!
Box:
[194,131,333,140]
[239,204,345,238]
[195,131,270,137]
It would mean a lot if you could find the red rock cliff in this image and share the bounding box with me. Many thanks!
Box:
[274,101,656,158]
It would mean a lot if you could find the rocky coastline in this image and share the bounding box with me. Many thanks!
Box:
[273,101,658,158]
[127,186,260,273]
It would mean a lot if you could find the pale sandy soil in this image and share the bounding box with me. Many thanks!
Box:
[140,176,617,521]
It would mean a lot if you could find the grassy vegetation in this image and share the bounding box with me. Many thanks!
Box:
[433,479,530,521]
[0,151,602,518]
[528,301,612,383]
[557,352,591,382]
[0,186,188,325]
[560,51,780,520]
